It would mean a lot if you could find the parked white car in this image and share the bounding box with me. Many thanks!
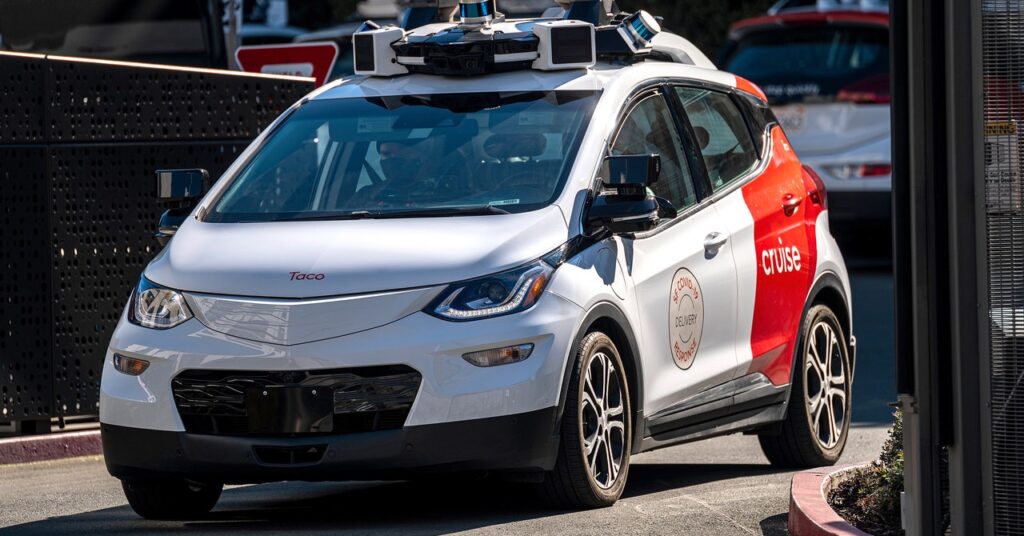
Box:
[101,4,855,520]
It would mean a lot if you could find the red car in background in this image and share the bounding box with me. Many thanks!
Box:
[721,1,891,236]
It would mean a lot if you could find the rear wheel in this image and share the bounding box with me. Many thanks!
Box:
[540,332,631,508]
[758,305,851,468]
[121,478,222,520]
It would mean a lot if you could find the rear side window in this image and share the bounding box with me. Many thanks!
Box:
[675,88,758,191]
[722,25,890,105]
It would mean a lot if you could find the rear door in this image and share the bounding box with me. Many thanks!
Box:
[672,86,815,387]
[614,89,741,416]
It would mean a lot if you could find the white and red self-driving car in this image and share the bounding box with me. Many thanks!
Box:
[100,0,854,519]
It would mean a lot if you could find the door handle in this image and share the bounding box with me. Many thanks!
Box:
[782,193,803,216]
[704,232,729,257]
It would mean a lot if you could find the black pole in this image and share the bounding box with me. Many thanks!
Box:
[894,0,949,532]
[944,0,988,533]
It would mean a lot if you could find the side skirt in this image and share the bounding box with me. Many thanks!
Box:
[638,373,790,453]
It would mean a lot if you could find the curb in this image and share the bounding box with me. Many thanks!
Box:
[789,464,872,536]
[0,430,102,465]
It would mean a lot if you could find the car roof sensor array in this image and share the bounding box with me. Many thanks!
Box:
[353,0,662,77]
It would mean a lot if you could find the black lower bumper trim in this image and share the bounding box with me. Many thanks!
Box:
[102,407,560,484]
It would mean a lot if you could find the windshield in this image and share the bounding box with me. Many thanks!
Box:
[207,91,599,223]
[723,24,889,105]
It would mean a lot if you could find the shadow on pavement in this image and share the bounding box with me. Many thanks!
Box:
[3,463,791,535]
[623,462,781,498]
[758,513,789,535]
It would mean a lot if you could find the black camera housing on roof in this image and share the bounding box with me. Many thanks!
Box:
[394,31,539,76]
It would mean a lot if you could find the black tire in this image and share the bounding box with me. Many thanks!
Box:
[540,331,631,508]
[121,478,222,520]
[758,305,852,468]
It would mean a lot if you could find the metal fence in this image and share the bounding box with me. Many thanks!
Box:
[982,2,1024,533]
[0,52,312,427]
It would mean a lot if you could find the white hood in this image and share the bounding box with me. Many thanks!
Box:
[145,206,569,299]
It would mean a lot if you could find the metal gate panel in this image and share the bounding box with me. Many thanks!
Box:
[45,59,305,143]
[983,1,1024,533]
[0,51,314,424]
[0,54,45,144]
[48,142,249,416]
[0,147,53,420]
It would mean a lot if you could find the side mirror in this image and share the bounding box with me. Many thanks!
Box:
[155,169,209,247]
[156,207,192,247]
[586,154,663,235]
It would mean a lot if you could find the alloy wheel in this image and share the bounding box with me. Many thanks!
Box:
[580,350,627,489]
[804,320,848,450]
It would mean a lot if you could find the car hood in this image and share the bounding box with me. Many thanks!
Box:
[145,206,569,299]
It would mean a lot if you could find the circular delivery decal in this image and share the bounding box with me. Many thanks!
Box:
[670,268,704,370]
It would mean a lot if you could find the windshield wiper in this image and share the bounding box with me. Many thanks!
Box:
[283,211,376,222]
[281,206,509,222]
[370,206,511,219]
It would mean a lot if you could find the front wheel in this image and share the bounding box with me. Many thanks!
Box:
[758,304,852,468]
[540,331,631,508]
[121,478,222,520]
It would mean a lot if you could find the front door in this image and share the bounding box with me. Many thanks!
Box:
[674,86,815,386]
[611,90,740,417]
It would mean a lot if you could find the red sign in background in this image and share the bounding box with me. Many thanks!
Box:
[236,42,340,87]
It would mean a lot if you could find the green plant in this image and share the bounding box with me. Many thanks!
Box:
[828,410,905,536]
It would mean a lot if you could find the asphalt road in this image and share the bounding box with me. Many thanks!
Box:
[0,426,889,535]
[0,269,897,535]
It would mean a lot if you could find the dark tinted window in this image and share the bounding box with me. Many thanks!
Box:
[676,88,758,191]
[610,94,698,211]
[0,0,220,67]
[723,25,889,105]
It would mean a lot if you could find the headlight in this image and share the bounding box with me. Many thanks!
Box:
[427,243,575,321]
[128,278,193,329]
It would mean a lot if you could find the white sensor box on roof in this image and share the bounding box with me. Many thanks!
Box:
[532,20,596,71]
[353,27,409,77]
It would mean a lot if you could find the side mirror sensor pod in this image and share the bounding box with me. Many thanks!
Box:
[587,154,663,234]
[154,168,209,247]
[156,169,209,203]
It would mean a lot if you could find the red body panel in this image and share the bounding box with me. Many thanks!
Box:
[735,75,769,103]
[742,127,818,385]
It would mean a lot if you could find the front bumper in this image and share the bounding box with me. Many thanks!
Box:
[101,290,583,432]
[102,407,559,483]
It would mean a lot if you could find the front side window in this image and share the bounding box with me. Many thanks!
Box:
[676,88,758,191]
[208,91,599,223]
[610,93,698,212]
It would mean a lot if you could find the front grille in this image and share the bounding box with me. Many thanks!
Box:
[171,366,421,436]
